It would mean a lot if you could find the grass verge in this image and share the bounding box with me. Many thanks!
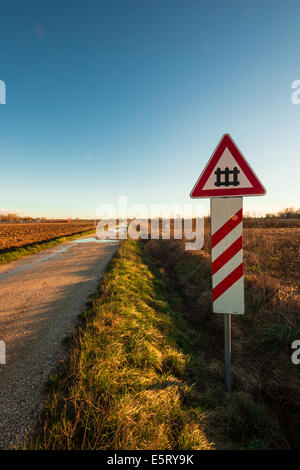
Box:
[143,237,300,449]
[27,239,289,450]
[0,229,96,266]
[28,240,215,450]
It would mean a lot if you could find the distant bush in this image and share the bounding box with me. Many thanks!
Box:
[265,207,300,219]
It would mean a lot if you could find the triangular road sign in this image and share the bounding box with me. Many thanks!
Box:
[190,134,266,198]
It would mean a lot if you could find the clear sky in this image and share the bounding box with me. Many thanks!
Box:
[0,0,299,218]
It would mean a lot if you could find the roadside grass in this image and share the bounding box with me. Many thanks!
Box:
[27,236,291,450]
[28,240,215,450]
[0,229,96,266]
[144,227,300,449]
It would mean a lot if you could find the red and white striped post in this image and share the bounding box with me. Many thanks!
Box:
[211,197,244,391]
[211,197,244,315]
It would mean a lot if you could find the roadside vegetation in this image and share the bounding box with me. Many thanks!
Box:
[28,240,215,450]
[0,229,96,266]
[27,221,300,449]
[244,207,300,227]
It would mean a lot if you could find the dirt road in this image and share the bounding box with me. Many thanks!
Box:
[0,235,119,449]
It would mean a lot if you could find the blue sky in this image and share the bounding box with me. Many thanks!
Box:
[0,0,299,218]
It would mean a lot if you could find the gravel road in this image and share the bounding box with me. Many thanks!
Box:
[0,235,119,449]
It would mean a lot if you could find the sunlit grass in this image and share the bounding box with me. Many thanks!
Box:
[27,241,215,450]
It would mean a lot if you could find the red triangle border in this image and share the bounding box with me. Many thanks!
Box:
[190,134,266,198]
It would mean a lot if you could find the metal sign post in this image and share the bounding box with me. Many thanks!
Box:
[190,134,266,391]
[224,313,231,392]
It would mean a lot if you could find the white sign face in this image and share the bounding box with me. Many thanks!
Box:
[202,147,252,191]
[211,197,244,314]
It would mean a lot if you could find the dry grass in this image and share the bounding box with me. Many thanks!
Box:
[143,225,300,448]
[243,218,300,228]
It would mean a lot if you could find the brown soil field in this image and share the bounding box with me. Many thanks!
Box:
[0,222,96,251]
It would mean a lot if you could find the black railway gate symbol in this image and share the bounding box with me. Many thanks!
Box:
[214,166,240,187]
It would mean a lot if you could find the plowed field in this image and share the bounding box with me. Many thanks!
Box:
[0,223,96,250]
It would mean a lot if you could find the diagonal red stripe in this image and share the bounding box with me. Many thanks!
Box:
[212,236,242,274]
[213,263,243,301]
[211,208,243,248]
